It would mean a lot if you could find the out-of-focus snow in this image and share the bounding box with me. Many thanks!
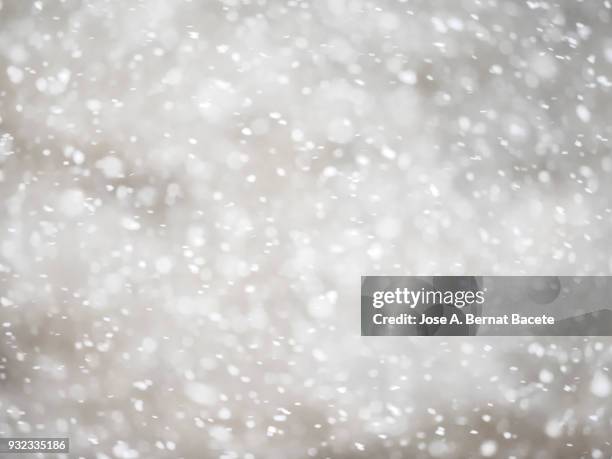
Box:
[1,1,612,458]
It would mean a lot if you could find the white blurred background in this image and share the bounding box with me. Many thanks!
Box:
[1,0,612,457]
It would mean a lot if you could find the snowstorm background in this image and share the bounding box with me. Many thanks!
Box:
[1,0,612,457]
